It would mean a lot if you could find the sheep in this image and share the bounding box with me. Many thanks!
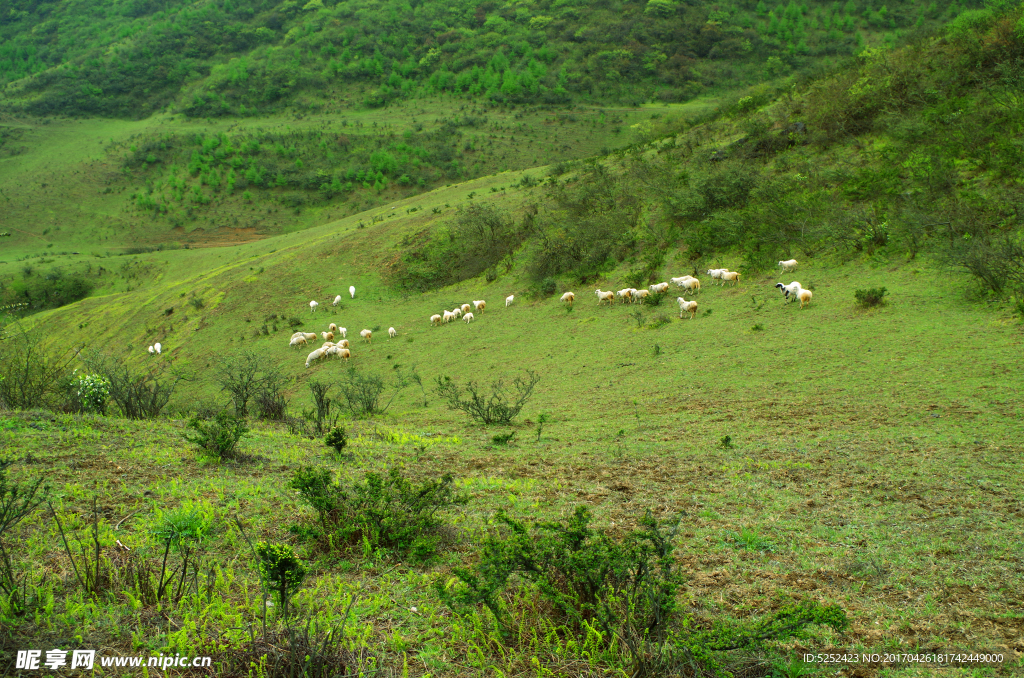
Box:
[442,310,454,324]
[560,291,575,307]
[671,275,696,286]
[299,332,316,343]
[778,259,798,273]
[325,345,350,361]
[321,331,335,342]
[333,295,342,306]
[155,342,162,354]
[627,288,639,303]
[329,323,338,333]
[337,339,350,348]
[148,345,154,354]
[796,288,813,309]
[463,312,475,323]
[461,303,472,314]
[596,289,615,305]
[677,297,699,320]
[349,285,356,299]
[634,289,650,303]
[451,307,463,318]
[360,329,372,343]
[721,271,741,286]
[775,281,803,303]
[506,294,514,307]
[679,278,701,294]
[338,327,347,339]
[473,300,486,311]
[431,314,443,326]
[616,288,633,304]
[289,335,308,348]
[388,327,397,339]
[650,282,670,293]
[705,269,728,285]
[305,347,328,368]
[309,300,319,313]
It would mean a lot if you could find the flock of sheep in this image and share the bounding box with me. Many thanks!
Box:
[285,259,811,369]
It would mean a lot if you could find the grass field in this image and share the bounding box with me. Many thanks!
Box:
[3,184,1022,675]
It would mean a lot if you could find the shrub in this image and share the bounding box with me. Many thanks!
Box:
[324,426,348,457]
[0,459,48,616]
[0,326,79,411]
[539,277,557,296]
[289,466,468,561]
[254,542,306,618]
[305,380,338,435]
[854,287,888,307]
[491,431,515,445]
[216,350,284,418]
[337,368,407,418]
[253,388,288,421]
[221,621,359,678]
[434,370,540,425]
[71,371,110,415]
[84,352,184,419]
[182,411,249,460]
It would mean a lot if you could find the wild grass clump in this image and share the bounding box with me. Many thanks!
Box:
[289,466,468,561]
[434,370,540,425]
[854,286,889,307]
[0,459,48,616]
[182,411,249,461]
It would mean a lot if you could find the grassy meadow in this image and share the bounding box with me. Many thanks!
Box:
[2,188,1022,674]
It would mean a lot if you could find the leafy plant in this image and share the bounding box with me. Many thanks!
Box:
[254,542,306,618]
[536,413,549,442]
[71,370,110,415]
[854,287,889,307]
[216,350,284,418]
[434,370,540,425]
[0,325,80,411]
[337,368,407,418]
[0,460,48,616]
[182,410,249,460]
[720,435,733,449]
[84,351,185,419]
[324,426,348,458]
[305,380,338,436]
[289,466,468,561]
[491,431,516,445]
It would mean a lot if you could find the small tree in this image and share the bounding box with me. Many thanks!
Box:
[434,370,540,425]
[84,351,186,420]
[337,368,408,418]
[216,351,283,418]
[254,541,306,618]
[0,460,47,615]
[306,380,338,435]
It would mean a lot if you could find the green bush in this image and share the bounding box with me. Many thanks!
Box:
[182,411,249,460]
[324,426,348,457]
[434,370,540,425]
[539,277,557,296]
[337,368,407,418]
[254,542,306,618]
[854,287,889,307]
[289,466,468,561]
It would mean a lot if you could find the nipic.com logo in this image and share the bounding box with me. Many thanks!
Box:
[15,649,213,671]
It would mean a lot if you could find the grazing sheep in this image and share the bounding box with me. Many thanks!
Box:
[388,327,397,339]
[463,312,475,323]
[560,291,575,307]
[300,332,317,343]
[338,327,347,339]
[461,303,472,314]
[796,288,813,308]
[329,323,338,333]
[473,300,486,311]
[337,339,350,348]
[349,285,356,298]
[431,314,443,326]
[596,289,615,305]
[148,345,154,354]
[155,342,162,354]
[333,295,342,306]
[721,271,741,286]
[322,341,336,349]
[779,259,798,273]
[635,289,650,303]
[650,282,670,293]
[335,347,352,362]
[506,294,514,307]
[451,307,463,318]
[321,331,335,342]
[677,297,699,320]
[289,335,309,348]
[305,347,328,368]
[705,269,728,285]
[775,281,803,303]
[442,310,454,324]
[360,329,372,343]
[309,300,319,313]
[679,278,701,294]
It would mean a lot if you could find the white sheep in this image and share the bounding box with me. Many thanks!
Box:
[460,303,472,314]
[796,288,813,309]
[431,314,443,326]
[705,269,728,285]
[775,281,803,303]
[451,307,463,318]
[616,289,633,304]
[721,271,741,286]
[299,332,317,343]
[329,323,338,333]
[505,294,514,307]
[326,345,351,362]
[321,331,335,342]
[596,289,615,305]
[779,259,798,273]
[388,327,397,339]
[349,285,356,299]
[338,327,347,339]
[360,329,372,343]
[442,310,454,324]
[650,282,670,293]
[333,295,342,306]
[671,275,695,286]
[154,342,162,354]
[305,347,328,368]
[309,300,319,313]
[634,289,650,303]
[679,278,701,294]
[148,345,154,354]
[289,335,308,348]
[677,297,699,320]
[463,312,475,323]
[337,339,350,348]
[473,300,486,312]
[560,291,575,307]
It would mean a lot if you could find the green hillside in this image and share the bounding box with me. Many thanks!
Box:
[2,3,1024,677]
